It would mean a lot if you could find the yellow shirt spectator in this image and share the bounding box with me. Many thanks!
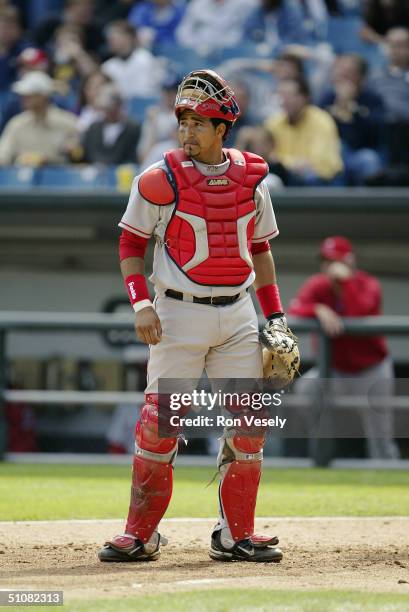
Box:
[265,79,343,181]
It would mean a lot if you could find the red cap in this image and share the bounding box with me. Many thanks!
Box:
[320,236,354,262]
[17,48,49,70]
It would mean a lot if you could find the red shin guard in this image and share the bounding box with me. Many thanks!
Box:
[125,454,173,543]
[219,434,264,542]
[125,399,178,543]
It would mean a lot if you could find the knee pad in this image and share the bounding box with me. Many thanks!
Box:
[218,434,264,472]
[232,433,265,456]
[136,402,178,457]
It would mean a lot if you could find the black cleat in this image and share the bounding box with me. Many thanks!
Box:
[209,530,283,563]
[98,533,163,562]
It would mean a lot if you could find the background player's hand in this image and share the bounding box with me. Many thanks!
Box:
[325,261,353,282]
[314,304,344,338]
[135,307,162,345]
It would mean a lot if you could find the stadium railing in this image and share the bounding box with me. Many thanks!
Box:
[0,312,408,464]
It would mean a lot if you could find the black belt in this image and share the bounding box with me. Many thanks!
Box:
[165,288,245,306]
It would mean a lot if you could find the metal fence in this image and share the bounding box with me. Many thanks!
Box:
[1,311,408,463]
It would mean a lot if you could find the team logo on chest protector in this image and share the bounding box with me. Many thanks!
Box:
[207,178,229,186]
[164,148,268,286]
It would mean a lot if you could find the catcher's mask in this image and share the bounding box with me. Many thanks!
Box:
[175,69,241,123]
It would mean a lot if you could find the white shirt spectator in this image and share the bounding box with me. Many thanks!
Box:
[137,105,178,161]
[176,0,259,52]
[140,135,178,170]
[102,48,164,99]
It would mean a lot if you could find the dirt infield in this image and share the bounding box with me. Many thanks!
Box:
[0,518,408,602]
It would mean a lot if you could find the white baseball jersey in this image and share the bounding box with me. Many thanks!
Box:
[119,154,279,298]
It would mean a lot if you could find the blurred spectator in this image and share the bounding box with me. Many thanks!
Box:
[218,51,306,122]
[77,70,111,133]
[289,236,400,460]
[137,71,178,162]
[299,0,330,43]
[102,20,163,99]
[265,77,343,185]
[33,0,104,56]
[18,46,49,74]
[82,83,140,164]
[48,23,99,111]
[243,0,307,49]
[320,54,385,185]
[274,52,305,80]
[0,46,76,130]
[224,78,255,146]
[1,46,50,130]
[0,5,27,92]
[0,71,79,165]
[372,28,409,165]
[51,24,98,82]
[176,0,258,53]
[244,0,331,47]
[219,47,335,120]
[267,51,306,114]
[361,0,409,46]
[128,0,186,48]
[282,43,334,101]
[140,124,178,169]
[235,125,287,187]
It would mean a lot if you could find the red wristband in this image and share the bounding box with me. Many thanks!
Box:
[125,274,151,312]
[256,284,283,318]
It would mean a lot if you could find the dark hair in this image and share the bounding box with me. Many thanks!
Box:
[106,20,136,38]
[339,53,368,79]
[78,70,112,109]
[210,118,233,141]
[277,52,305,77]
[263,0,283,10]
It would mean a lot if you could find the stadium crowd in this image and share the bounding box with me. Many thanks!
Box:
[0,0,408,186]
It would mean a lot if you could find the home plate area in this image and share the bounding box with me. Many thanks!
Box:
[0,518,408,602]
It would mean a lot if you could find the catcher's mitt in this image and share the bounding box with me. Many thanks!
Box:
[259,316,300,387]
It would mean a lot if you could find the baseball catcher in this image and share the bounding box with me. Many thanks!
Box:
[99,69,298,564]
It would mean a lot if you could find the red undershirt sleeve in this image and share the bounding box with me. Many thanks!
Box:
[119,229,148,261]
[251,240,270,255]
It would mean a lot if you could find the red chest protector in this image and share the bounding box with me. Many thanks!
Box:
[163,148,268,286]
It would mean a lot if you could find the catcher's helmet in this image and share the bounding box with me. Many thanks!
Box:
[175,69,241,123]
